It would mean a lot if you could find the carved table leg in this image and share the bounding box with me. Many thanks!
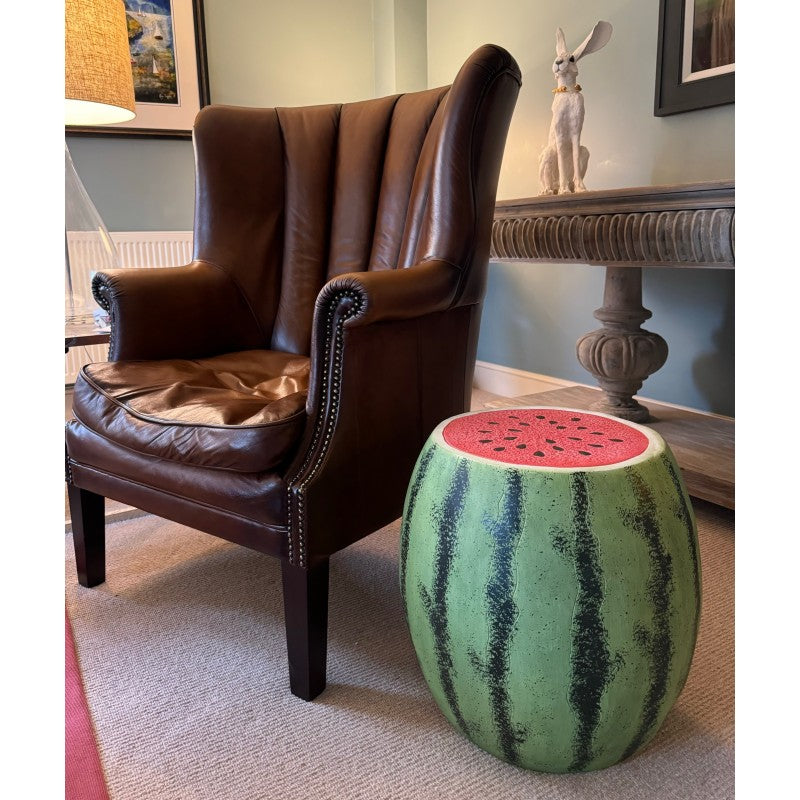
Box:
[576,267,668,423]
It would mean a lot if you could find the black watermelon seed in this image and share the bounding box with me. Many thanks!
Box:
[516,444,527,449]
[588,444,603,448]
[533,451,545,457]
[553,446,564,452]
[479,430,491,433]
[571,417,581,421]
[568,436,581,441]
[519,422,530,427]
[577,426,587,430]
[546,438,555,444]
[479,439,492,444]
[503,436,517,441]
[556,425,566,430]
[536,415,545,419]
[579,451,591,456]
[509,428,522,433]
[610,438,623,442]
[549,420,557,425]
[493,446,506,451]
[488,421,499,425]
[508,415,519,419]
[591,431,604,436]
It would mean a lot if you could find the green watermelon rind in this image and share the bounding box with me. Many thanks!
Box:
[400,410,701,773]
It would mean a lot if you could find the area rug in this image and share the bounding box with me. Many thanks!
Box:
[66,612,111,800]
[65,501,734,800]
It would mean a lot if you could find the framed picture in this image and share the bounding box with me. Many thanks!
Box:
[66,0,210,138]
[654,0,734,116]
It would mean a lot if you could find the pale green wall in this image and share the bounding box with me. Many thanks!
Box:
[428,0,734,414]
[66,0,380,231]
[428,0,734,196]
[374,0,428,95]
[394,0,428,92]
[67,0,426,232]
[66,0,734,414]
[65,136,195,231]
[204,0,376,107]
[373,0,398,97]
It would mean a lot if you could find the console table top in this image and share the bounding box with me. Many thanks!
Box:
[494,180,734,217]
[491,180,734,269]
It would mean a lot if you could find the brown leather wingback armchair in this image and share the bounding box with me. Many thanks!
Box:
[66,44,521,700]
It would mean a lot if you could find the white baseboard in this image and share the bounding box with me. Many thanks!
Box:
[473,360,583,398]
[473,360,731,419]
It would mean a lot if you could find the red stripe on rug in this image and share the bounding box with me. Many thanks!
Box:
[66,611,111,800]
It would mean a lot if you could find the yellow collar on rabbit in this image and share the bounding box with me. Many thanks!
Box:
[553,84,582,93]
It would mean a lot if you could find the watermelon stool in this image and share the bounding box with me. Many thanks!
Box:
[400,407,701,773]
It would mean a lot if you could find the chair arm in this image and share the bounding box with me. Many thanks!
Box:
[93,260,265,361]
[283,259,473,567]
[315,259,460,327]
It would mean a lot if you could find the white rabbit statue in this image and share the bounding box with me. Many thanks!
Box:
[538,21,612,195]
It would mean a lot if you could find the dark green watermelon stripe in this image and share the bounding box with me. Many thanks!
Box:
[400,445,436,604]
[620,470,675,762]
[660,453,701,623]
[485,470,525,765]
[420,459,471,736]
[568,472,613,771]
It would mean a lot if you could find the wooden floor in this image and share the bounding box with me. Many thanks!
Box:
[486,385,734,509]
[65,382,734,527]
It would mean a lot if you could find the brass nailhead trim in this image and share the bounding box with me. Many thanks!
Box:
[287,290,363,566]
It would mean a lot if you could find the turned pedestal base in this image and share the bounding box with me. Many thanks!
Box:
[489,181,735,424]
[576,267,668,422]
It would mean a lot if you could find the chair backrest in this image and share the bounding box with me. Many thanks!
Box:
[191,44,521,356]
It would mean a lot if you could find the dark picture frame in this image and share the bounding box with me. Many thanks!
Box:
[66,0,210,139]
[654,0,734,117]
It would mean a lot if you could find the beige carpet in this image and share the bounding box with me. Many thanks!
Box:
[65,501,733,800]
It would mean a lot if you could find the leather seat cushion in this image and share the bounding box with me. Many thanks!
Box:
[72,350,310,473]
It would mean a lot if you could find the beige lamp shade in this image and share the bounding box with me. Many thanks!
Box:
[65,0,136,125]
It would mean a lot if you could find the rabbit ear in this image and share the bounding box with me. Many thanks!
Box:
[573,20,612,60]
[556,27,567,55]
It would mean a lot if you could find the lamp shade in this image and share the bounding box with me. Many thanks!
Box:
[65,0,136,125]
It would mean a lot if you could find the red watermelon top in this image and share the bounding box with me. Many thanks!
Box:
[441,408,651,468]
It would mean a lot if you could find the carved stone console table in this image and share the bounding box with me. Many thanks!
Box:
[491,181,735,422]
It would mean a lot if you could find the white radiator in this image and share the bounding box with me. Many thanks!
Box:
[65,231,193,384]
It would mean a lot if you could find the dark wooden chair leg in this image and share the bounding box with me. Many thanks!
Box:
[67,484,106,587]
[281,558,330,701]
